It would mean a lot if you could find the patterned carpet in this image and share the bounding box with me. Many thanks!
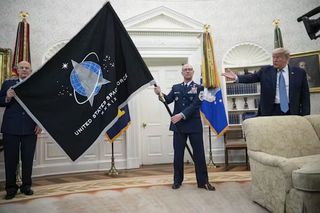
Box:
[0,171,251,204]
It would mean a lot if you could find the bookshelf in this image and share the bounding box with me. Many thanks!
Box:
[221,42,271,170]
[225,66,262,125]
[224,65,264,170]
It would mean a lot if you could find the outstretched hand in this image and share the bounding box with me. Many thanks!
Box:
[222,69,237,81]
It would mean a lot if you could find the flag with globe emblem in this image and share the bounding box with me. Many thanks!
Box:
[13,2,154,161]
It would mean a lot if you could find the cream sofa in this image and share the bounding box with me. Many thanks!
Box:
[243,115,320,213]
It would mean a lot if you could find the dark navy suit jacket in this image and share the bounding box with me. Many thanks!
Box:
[238,65,310,116]
[164,81,204,133]
[0,79,36,135]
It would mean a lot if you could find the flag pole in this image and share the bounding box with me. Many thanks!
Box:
[14,11,31,183]
[107,142,119,176]
[202,25,219,168]
[155,85,195,162]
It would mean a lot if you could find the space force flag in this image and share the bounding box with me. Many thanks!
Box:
[200,26,228,137]
[14,2,154,161]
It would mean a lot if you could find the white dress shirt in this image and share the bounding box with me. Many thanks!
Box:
[183,81,192,87]
[275,65,289,104]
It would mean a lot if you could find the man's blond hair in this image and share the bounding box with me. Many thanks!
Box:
[272,48,290,58]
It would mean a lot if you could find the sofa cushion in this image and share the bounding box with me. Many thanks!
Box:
[292,162,320,192]
[243,116,320,158]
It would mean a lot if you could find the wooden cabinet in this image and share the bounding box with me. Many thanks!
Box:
[224,125,248,170]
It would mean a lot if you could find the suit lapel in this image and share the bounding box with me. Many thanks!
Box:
[189,81,195,90]
[182,81,194,94]
[10,79,19,87]
[288,65,295,102]
[180,82,187,95]
[270,67,278,94]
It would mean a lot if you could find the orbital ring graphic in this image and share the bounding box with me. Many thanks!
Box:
[70,52,110,106]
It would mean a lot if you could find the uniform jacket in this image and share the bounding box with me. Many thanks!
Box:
[164,81,204,133]
[238,65,310,116]
[0,79,36,135]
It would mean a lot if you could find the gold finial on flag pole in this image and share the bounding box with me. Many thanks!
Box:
[19,11,29,21]
[204,24,210,32]
[273,18,284,48]
[272,18,280,27]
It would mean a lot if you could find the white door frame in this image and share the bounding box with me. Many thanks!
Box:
[124,6,204,167]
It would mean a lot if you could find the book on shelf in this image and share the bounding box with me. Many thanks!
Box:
[226,83,258,95]
[228,113,241,124]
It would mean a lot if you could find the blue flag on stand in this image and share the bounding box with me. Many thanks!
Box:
[200,26,228,137]
[105,105,131,143]
[201,88,228,136]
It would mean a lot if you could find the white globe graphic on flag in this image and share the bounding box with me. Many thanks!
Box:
[70,61,102,96]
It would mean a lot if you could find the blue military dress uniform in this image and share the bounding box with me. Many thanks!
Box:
[164,81,209,187]
[0,79,37,196]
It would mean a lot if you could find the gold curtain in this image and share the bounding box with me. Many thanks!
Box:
[0,48,12,85]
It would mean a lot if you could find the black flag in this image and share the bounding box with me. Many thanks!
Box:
[14,2,154,161]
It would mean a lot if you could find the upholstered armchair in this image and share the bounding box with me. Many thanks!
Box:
[243,115,320,213]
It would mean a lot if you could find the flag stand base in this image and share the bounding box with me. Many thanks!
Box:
[107,162,119,176]
[106,142,119,176]
[207,128,219,168]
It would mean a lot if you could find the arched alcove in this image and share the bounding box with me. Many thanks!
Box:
[222,42,271,68]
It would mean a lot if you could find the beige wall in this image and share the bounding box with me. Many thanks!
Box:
[0,0,319,124]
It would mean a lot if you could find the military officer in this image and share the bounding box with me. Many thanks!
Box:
[154,63,215,191]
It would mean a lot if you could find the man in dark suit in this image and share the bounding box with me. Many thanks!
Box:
[154,64,215,191]
[222,48,310,116]
[0,61,42,200]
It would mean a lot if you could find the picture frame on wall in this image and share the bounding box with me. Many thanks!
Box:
[289,50,320,93]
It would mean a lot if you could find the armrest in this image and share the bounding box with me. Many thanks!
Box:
[248,150,300,175]
[248,150,300,191]
[248,150,286,166]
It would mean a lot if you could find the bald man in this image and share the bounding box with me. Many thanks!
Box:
[0,61,41,200]
[154,64,215,191]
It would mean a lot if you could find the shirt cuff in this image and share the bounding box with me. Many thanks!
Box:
[180,112,186,119]
[235,75,239,83]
